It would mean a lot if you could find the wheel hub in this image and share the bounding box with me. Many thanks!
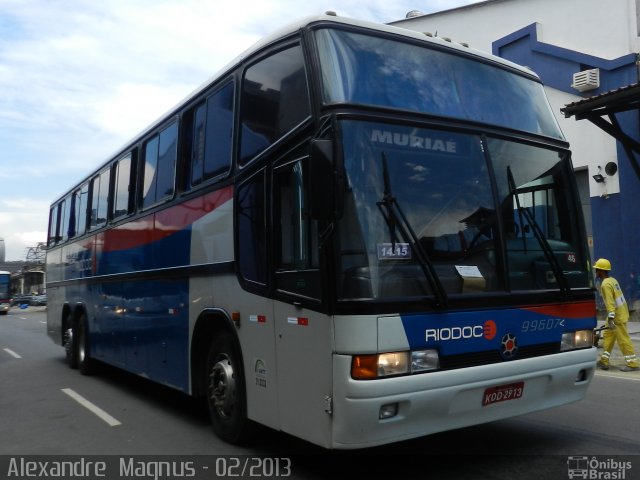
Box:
[64,328,73,355]
[209,355,236,418]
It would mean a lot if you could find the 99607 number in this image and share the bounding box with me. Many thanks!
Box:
[521,318,564,333]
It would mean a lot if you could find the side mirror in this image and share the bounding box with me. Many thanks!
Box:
[309,139,334,221]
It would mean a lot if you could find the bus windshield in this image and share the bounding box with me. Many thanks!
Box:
[315,28,564,140]
[336,120,590,300]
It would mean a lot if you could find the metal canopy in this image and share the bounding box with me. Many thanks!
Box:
[561,83,640,181]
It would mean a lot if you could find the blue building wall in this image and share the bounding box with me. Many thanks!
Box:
[493,24,640,309]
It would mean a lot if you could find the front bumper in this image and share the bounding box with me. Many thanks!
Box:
[331,347,596,449]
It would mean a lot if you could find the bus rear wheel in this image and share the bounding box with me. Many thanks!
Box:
[64,314,78,369]
[205,332,252,444]
[76,313,94,375]
[64,313,94,374]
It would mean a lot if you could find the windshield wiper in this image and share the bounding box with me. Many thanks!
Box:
[377,153,448,308]
[507,166,570,295]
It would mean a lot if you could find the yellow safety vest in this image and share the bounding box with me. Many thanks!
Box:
[600,276,629,323]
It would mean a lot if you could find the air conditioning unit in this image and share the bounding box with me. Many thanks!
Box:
[571,68,600,92]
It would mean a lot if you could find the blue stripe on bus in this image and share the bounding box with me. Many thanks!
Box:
[400,304,595,355]
[80,277,190,392]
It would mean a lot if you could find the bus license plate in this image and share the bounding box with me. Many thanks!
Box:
[482,381,524,406]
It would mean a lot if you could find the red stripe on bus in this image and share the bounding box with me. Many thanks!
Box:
[522,301,596,319]
[101,186,233,253]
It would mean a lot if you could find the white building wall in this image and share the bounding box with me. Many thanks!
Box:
[545,88,619,196]
[392,0,637,198]
[394,0,637,59]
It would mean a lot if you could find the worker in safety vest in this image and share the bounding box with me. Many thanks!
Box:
[593,258,639,371]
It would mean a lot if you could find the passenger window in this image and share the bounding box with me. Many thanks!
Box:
[48,205,60,246]
[191,104,206,186]
[113,154,132,219]
[204,83,233,179]
[142,123,177,209]
[89,170,110,230]
[239,45,310,165]
[60,196,74,242]
[190,82,234,186]
[74,183,89,236]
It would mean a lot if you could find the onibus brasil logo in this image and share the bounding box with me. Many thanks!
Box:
[567,456,632,479]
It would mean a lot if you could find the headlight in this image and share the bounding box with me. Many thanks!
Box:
[411,349,440,372]
[351,349,440,379]
[561,330,593,351]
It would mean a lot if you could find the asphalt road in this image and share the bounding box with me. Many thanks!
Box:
[1,308,639,479]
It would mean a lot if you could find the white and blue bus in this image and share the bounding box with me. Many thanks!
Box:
[0,271,11,315]
[46,14,596,449]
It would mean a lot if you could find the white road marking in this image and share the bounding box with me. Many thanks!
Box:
[61,388,122,427]
[595,371,640,382]
[3,348,22,359]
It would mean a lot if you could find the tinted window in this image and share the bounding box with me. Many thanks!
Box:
[142,123,177,209]
[274,159,321,299]
[191,104,206,186]
[74,183,89,236]
[90,170,110,230]
[239,45,310,165]
[113,155,132,219]
[315,28,564,140]
[60,197,72,242]
[142,136,159,209]
[48,207,58,246]
[204,83,233,179]
[237,170,267,284]
[275,159,318,270]
[190,83,234,186]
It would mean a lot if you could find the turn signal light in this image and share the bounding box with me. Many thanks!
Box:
[351,349,439,379]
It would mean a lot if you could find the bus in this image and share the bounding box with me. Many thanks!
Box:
[46,14,597,449]
[0,271,11,315]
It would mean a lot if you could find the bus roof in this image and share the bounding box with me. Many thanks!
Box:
[51,13,540,205]
[178,13,539,119]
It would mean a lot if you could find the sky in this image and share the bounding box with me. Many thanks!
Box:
[0,0,484,261]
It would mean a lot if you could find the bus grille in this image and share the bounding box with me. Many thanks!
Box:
[439,343,561,371]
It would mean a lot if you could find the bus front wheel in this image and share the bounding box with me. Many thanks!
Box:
[205,332,252,444]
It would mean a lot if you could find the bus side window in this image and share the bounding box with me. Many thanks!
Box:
[203,82,233,180]
[190,103,206,186]
[189,82,234,188]
[57,198,68,243]
[48,205,60,246]
[113,154,133,219]
[236,169,267,286]
[74,183,89,236]
[274,158,320,299]
[239,44,310,166]
[142,123,178,209]
[89,169,110,230]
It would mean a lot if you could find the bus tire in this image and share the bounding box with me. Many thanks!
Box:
[76,313,95,375]
[64,313,78,369]
[205,332,253,444]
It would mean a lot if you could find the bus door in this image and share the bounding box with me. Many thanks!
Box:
[272,157,333,445]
